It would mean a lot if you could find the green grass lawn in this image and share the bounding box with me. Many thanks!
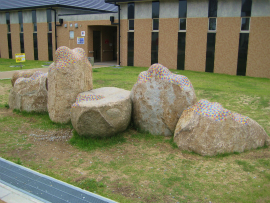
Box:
[0,62,270,203]
[0,58,52,72]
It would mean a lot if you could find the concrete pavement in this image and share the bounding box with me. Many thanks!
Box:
[0,61,118,80]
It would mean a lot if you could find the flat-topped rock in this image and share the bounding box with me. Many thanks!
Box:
[174,99,270,156]
[71,87,132,137]
[9,71,48,112]
[47,46,93,124]
[11,69,37,87]
[131,63,197,136]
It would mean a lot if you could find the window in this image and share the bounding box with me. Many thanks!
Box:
[241,0,252,17]
[241,17,250,31]
[152,1,159,31]
[208,18,216,31]
[178,0,187,69]
[237,0,252,76]
[206,0,217,72]
[18,11,24,53]
[151,32,159,64]
[32,10,38,60]
[127,32,134,66]
[32,10,37,32]
[128,3,134,31]
[6,13,12,59]
[47,9,53,61]
[6,13,10,33]
[127,3,135,65]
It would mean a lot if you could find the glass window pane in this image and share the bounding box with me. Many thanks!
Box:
[20,24,23,32]
[205,33,216,73]
[180,18,186,30]
[209,18,216,31]
[33,23,37,32]
[6,13,10,24]
[237,33,249,76]
[177,32,186,70]
[179,0,187,18]
[152,2,160,19]
[241,0,252,17]
[208,0,217,17]
[18,11,23,24]
[128,3,135,19]
[151,32,159,64]
[241,18,250,31]
[7,33,12,59]
[33,33,38,60]
[48,22,52,32]
[153,19,159,30]
[32,10,36,23]
[48,33,53,61]
[129,20,134,30]
[46,9,51,23]
[20,33,24,53]
[127,32,134,66]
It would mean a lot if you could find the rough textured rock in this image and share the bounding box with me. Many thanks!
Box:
[11,69,37,87]
[131,63,197,136]
[9,71,48,112]
[71,87,132,137]
[47,46,93,123]
[174,99,270,156]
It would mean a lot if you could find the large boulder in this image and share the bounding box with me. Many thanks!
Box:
[131,63,197,136]
[174,99,270,156]
[9,71,48,112]
[71,87,132,137]
[47,46,93,123]
[11,69,37,87]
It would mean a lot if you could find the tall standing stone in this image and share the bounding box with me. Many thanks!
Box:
[47,46,93,123]
[131,64,197,136]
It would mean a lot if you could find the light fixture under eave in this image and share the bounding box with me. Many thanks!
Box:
[75,23,78,28]
[64,24,67,28]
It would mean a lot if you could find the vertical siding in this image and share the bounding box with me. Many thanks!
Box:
[37,23,48,61]
[246,17,270,78]
[185,18,208,72]
[159,18,178,69]
[214,17,240,75]
[134,19,152,67]
[120,19,128,66]
[10,24,20,58]
[23,23,34,60]
[0,24,8,59]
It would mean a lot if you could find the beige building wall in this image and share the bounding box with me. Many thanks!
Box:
[159,18,178,69]
[185,18,208,72]
[24,23,34,60]
[134,19,152,67]
[120,19,128,66]
[0,24,8,59]
[10,24,20,59]
[214,17,240,75]
[57,20,117,62]
[37,23,48,61]
[246,17,270,78]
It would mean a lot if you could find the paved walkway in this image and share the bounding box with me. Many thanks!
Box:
[0,157,116,203]
[0,61,118,80]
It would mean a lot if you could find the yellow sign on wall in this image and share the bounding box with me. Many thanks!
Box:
[15,53,26,63]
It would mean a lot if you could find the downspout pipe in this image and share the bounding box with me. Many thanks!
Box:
[51,8,57,51]
[117,3,120,66]
[111,3,121,66]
